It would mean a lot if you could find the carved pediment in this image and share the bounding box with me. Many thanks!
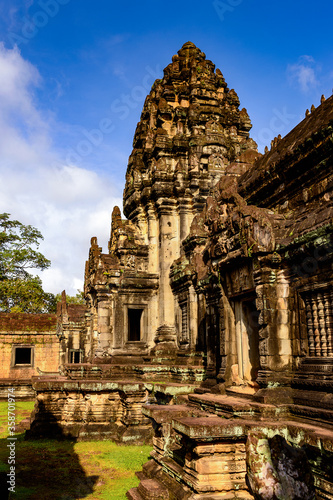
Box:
[203,177,276,264]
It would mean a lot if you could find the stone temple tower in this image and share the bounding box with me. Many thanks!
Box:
[28,44,333,499]
[84,41,259,358]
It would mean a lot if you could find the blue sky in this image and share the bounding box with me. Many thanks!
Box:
[0,0,332,295]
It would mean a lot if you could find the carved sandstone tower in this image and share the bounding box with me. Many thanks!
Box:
[84,42,258,357]
[123,42,257,350]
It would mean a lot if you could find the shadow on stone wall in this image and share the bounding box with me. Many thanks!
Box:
[0,405,98,499]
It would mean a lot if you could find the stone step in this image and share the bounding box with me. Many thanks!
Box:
[126,487,144,500]
[142,403,213,424]
[137,478,169,500]
[289,403,333,424]
[225,385,257,399]
[191,492,254,499]
[136,470,146,481]
[187,392,281,419]
[174,394,189,405]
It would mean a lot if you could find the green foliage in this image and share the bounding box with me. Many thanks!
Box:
[0,277,56,313]
[55,290,85,305]
[0,213,55,313]
[247,243,255,257]
[0,213,50,279]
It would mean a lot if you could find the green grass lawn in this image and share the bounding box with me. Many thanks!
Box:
[0,401,152,499]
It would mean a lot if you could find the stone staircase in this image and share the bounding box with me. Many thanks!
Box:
[127,478,169,500]
[127,401,254,499]
[127,392,333,499]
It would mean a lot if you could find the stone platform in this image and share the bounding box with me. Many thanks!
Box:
[0,379,35,400]
[128,392,333,499]
[26,366,203,442]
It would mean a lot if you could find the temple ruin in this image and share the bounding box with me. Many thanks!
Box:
[28,42,333,499]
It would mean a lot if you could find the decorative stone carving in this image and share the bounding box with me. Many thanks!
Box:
[303,289,333,357]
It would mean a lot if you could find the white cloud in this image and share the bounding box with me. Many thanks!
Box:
[0,42,40,113]
[0,44,122,296]
[287,55,319,93]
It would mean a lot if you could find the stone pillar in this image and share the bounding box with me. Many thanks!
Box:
[95,291,111,356]
[84,309,92,362]
[147,203,160,348]
[189,285,198,349]
[154,200,179,347]
[91,302,99,358]
[256,264,293,387]
[275,269,292,370]
[113,296,123,351]
[147,203,159,274]
[179,199,193,243]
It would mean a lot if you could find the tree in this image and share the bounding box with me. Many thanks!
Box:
[0,213,56,313]
[54,290,85,305]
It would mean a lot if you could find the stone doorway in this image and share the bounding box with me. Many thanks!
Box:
[232,297,260,384]
[128,308,143,342]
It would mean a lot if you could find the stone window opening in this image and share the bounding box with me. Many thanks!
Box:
[128,308,143,342]
[232,297,260,384]
[303,289,333,357]
[12,346,34,367]
[69,350,83,364]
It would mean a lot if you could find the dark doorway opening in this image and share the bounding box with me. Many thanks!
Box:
[15,347,32,365]
[128,308,143,341]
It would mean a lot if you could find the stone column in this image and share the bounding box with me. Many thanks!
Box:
[95,290,111,356]
[84,309,91,362]
[256,264,293,387]
[275,269,292,369]
[179,199,193,243]
[154,199,179,347]
[146,203,159,347]
[189,285,198,349]
[147,203,159,274]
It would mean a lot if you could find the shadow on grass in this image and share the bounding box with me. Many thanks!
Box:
[0,405,98,500]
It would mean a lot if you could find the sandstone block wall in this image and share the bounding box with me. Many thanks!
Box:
[0,313,59,379]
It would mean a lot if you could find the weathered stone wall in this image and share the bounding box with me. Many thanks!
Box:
[0,313,59,379]
[27,379,197,443]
